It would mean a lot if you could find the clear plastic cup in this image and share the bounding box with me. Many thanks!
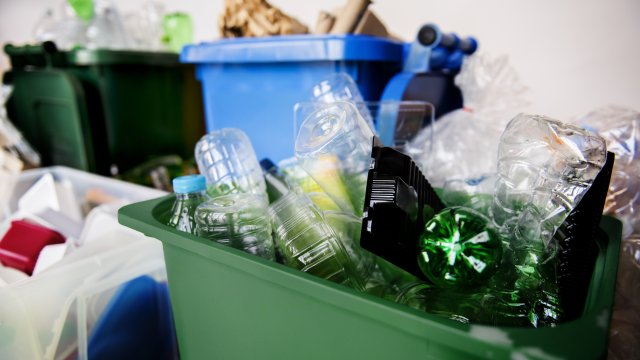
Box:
[195,128,266,198]
[195,193,274,260]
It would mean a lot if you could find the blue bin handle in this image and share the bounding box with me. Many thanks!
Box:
[404,24,478,73]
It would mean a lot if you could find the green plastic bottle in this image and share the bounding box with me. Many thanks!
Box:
[417,207,503,288]
[162,12,193,53]
[68,0,94,21]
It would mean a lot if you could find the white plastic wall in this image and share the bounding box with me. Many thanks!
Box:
[0,0,639,119]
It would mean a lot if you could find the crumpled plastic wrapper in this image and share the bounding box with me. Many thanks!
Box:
[219,0,308,38]
[578,106,640,237]
[406,54,529,187]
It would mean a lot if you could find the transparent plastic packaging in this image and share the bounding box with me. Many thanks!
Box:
[195,193,274,260]
[294,101,374,216]
[578,105,640,237]
[268,192,365,291]
[195,128,266,198]
[407,54,529,187]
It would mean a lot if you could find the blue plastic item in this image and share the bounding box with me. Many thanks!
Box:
[87,275,178,360]
[181,35,404,162]
[383,24,478,120]
[172,174,206,194]
[403,24,477,73]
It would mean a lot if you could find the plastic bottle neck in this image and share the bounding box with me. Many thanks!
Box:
[175,190,206,201]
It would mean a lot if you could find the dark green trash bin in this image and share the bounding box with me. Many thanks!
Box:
[4,42,205,175]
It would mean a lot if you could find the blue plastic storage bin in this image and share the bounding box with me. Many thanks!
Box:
[181,35,404,161]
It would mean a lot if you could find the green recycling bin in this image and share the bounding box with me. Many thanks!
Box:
[118,195,622,360]
[4,42,205,175]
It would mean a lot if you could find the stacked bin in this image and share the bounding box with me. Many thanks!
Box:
[4,42,205,175]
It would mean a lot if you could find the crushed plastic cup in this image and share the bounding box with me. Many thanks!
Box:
[492,113,607,249]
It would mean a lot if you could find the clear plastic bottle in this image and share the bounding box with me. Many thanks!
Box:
[492,114,607,255]
[195,193,274,260]
[269,192,365,291]
[86,0,132,50]
[322,209,419,298]
[195,128,266,198]
[167,175,208,234]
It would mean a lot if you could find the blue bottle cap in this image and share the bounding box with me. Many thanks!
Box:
[172,175,206,194]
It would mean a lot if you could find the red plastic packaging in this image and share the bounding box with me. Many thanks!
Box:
[0,220,66,275]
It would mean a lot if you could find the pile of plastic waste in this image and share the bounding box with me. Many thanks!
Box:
[163,67,616,329]
[33,0,192,52]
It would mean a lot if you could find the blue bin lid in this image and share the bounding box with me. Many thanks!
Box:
[181,35,404,64]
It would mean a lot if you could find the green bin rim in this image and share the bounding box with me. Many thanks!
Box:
[65,48,179,65]
[118,195,622,359]
[4,42,180,66]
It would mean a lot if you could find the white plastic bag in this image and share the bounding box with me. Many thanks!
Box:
[407,54,529,187]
